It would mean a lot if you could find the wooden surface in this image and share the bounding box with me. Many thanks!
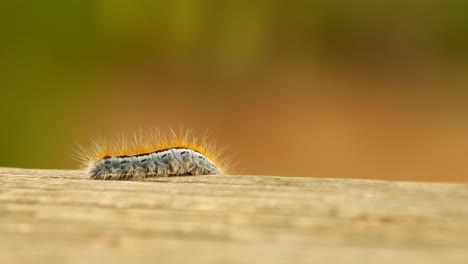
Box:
[0,167,467,263]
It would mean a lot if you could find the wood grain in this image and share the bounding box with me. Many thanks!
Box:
[0,167,467,263]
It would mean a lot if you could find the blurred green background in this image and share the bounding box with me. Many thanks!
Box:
[1,1,468,182]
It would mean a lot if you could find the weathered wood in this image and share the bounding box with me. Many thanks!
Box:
[0,167,467,263]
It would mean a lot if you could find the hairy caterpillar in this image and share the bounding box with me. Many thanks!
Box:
[76,130,229,180]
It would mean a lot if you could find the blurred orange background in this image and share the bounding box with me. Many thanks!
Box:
[1,1,467,182]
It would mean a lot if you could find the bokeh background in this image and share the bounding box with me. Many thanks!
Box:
[1,1,467,182]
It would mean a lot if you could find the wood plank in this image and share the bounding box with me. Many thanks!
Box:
[0,167,467,263]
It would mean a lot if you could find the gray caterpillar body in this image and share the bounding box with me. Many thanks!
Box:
[89,147,223,180]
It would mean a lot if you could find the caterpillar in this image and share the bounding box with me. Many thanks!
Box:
[76,130,229,180]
